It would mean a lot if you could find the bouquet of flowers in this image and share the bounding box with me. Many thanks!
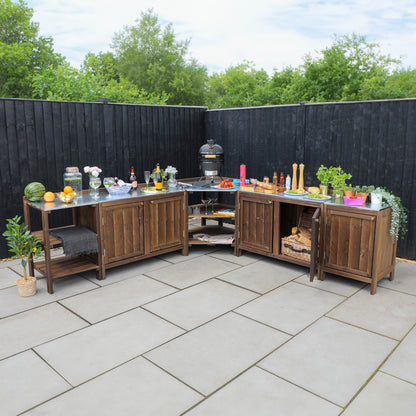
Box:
[84,166,102,177]
[165,165,178,175]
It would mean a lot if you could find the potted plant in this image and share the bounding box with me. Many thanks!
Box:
[316,165,335,195]
[344,184,355,198]
[2,215,43,296]
[370,187,408,242]
[357,185,375,205]
[330,166,352,199]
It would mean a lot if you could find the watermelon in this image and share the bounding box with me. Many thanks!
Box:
[24,182,46,202]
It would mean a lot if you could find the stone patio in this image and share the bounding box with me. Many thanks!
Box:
[0,248,415,415]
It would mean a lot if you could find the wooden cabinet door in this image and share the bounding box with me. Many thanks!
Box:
[102,201,144,263]
[239,195,273,253]
[324,208,376,277]
[148,195,184,253]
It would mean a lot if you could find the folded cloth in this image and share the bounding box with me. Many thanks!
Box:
[192,233,235,244]
[50,226,98,257]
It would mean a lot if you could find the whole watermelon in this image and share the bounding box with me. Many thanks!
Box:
[24,182,46,202]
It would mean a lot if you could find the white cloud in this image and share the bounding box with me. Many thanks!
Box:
[27,0,416,74]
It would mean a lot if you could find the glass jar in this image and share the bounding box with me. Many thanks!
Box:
[64,167,82,197]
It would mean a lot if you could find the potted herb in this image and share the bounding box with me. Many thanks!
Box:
[330,166,352,199]
[357,185,375,204]
[344,184,355,198]
[370,187,408,242]
[316,165,335,195]
[2,215,43,296]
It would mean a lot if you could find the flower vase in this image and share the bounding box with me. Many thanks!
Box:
[167,173,177,188]
[89,176,101,196]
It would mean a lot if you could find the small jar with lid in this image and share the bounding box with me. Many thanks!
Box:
[64,167,82,196]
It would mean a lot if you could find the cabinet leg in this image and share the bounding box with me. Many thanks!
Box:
[235,248,242,257]
[370,280,377,295]
[47,276,54,294]
[389,269,395,281]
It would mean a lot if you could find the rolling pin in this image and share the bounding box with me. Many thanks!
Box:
[292,163,298,191]
[298,163,305,191]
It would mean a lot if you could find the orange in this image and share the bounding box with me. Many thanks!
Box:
[64,186,73,194]
[43,191,55,202]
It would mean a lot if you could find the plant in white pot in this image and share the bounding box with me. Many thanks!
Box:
[2,215,43,296]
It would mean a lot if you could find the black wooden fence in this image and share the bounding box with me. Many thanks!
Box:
[1,97,415,260]
[206,100,416,260]
[0,98,206,258]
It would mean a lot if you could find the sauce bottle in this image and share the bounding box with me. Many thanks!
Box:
[273,171,278,186]
[280,172,285,187]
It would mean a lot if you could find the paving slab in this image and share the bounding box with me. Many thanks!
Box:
[218,258,305,294]
[25,357,202,416]
[145,312,290,396]
[208,247,261,266]
[259,317,397,407]
[342,372,416,416]
[327,285,416,340]
[159,246,218,263]
[378,260,416,296]
[145,256,240,289]
[0,266,21,290]
[0,274,98,318]
[80,257,170,286]
[0,350,71,415]
[143,279,258,330]
[186,366,341,416]
[295,273,365,297]
[382,325,416,384]
[236,281,345,334]
[10,263,44,278]
[0,302,88,360]
[35,307,184,386]
[60,275,177,323]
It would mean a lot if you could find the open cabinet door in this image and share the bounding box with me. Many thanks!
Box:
[309,207,321,281]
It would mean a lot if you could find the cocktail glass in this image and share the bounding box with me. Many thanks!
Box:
[144,171,150,190]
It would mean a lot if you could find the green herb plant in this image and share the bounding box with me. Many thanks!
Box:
[330,166,352,196]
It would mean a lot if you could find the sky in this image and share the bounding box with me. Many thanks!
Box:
[26,0,416,74]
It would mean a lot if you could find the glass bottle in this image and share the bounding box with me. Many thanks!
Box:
[285,174,291,190]
[129,166,137,189]
[155,163,163,190]
[280,172,285,188]
[273,171,278,186]
[63,167,82,197]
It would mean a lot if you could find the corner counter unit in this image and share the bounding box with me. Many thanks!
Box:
[235,191,396,294]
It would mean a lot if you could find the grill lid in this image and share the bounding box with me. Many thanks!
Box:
[199,139,224,157]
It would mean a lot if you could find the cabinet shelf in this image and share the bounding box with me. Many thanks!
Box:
[188,225,235,246]
[34,256,98,279]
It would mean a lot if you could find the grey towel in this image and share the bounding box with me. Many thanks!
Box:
[50,226,98,257]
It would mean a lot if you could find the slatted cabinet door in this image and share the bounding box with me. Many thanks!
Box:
[324,208,376,278]
[239,194,273,253]
[102,201,144,263]
[148,195,184,253]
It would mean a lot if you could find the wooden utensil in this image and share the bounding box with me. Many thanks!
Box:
[292,163,298,191]
[299,163,305,191]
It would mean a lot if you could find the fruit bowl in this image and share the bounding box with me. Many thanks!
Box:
[107,184,132,195]
[56,192,77,203]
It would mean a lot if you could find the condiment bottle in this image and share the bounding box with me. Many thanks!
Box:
[286,174,291,190]
[280,172,284,187]
[273,171,278,186]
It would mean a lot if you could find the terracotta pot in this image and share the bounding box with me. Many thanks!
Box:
[16,276,37,297]
[356,192,368,205]
[344,190,355,198]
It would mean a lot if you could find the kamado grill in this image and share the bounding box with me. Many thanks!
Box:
[199,139,224,183]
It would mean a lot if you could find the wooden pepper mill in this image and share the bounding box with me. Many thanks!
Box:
[298,163,305,192]
[292,163,298,191]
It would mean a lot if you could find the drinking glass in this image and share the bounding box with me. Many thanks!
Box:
[103,177,115,192]
[144,171,150,189]
[201,198,211,215]
[210,197,218,214]
[89,177,101,197]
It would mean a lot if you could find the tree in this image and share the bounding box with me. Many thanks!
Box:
[111,9,208,105]
[0,0,63,98]
[206,61,271,108]
[32,62,168,104]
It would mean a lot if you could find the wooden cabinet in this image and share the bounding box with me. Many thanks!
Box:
[101,200,144,264]
[321,205,396,294]
[238,193,273,254]
[146,194,185,254]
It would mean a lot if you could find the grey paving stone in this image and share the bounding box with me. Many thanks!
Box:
[159,246,218,263]
[0,258,20,269]
[295,272,365,297]
[10,263,44,278]
[0,266,21,290]
[0,274,98,318]
[218,258,305,294]
[259,317,397,407]
[35,307,184,386]
[342,372,416,416]
[208,247,261,266]
[60,275,177,323]
[143,279,258,330]
[0,350,71,415]
[145,312,290,395]
[236,281,345,334]
[145,256,240,289]
[378,260,416,296]
[80,257,170,286]
[327,286,416,340]
[0,302,88,360]
[186,366,341,416]
[25,357,202,416]
[382,325,416,384]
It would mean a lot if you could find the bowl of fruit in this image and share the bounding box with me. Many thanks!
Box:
[57,186,77,203]
[214,178,235,189]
